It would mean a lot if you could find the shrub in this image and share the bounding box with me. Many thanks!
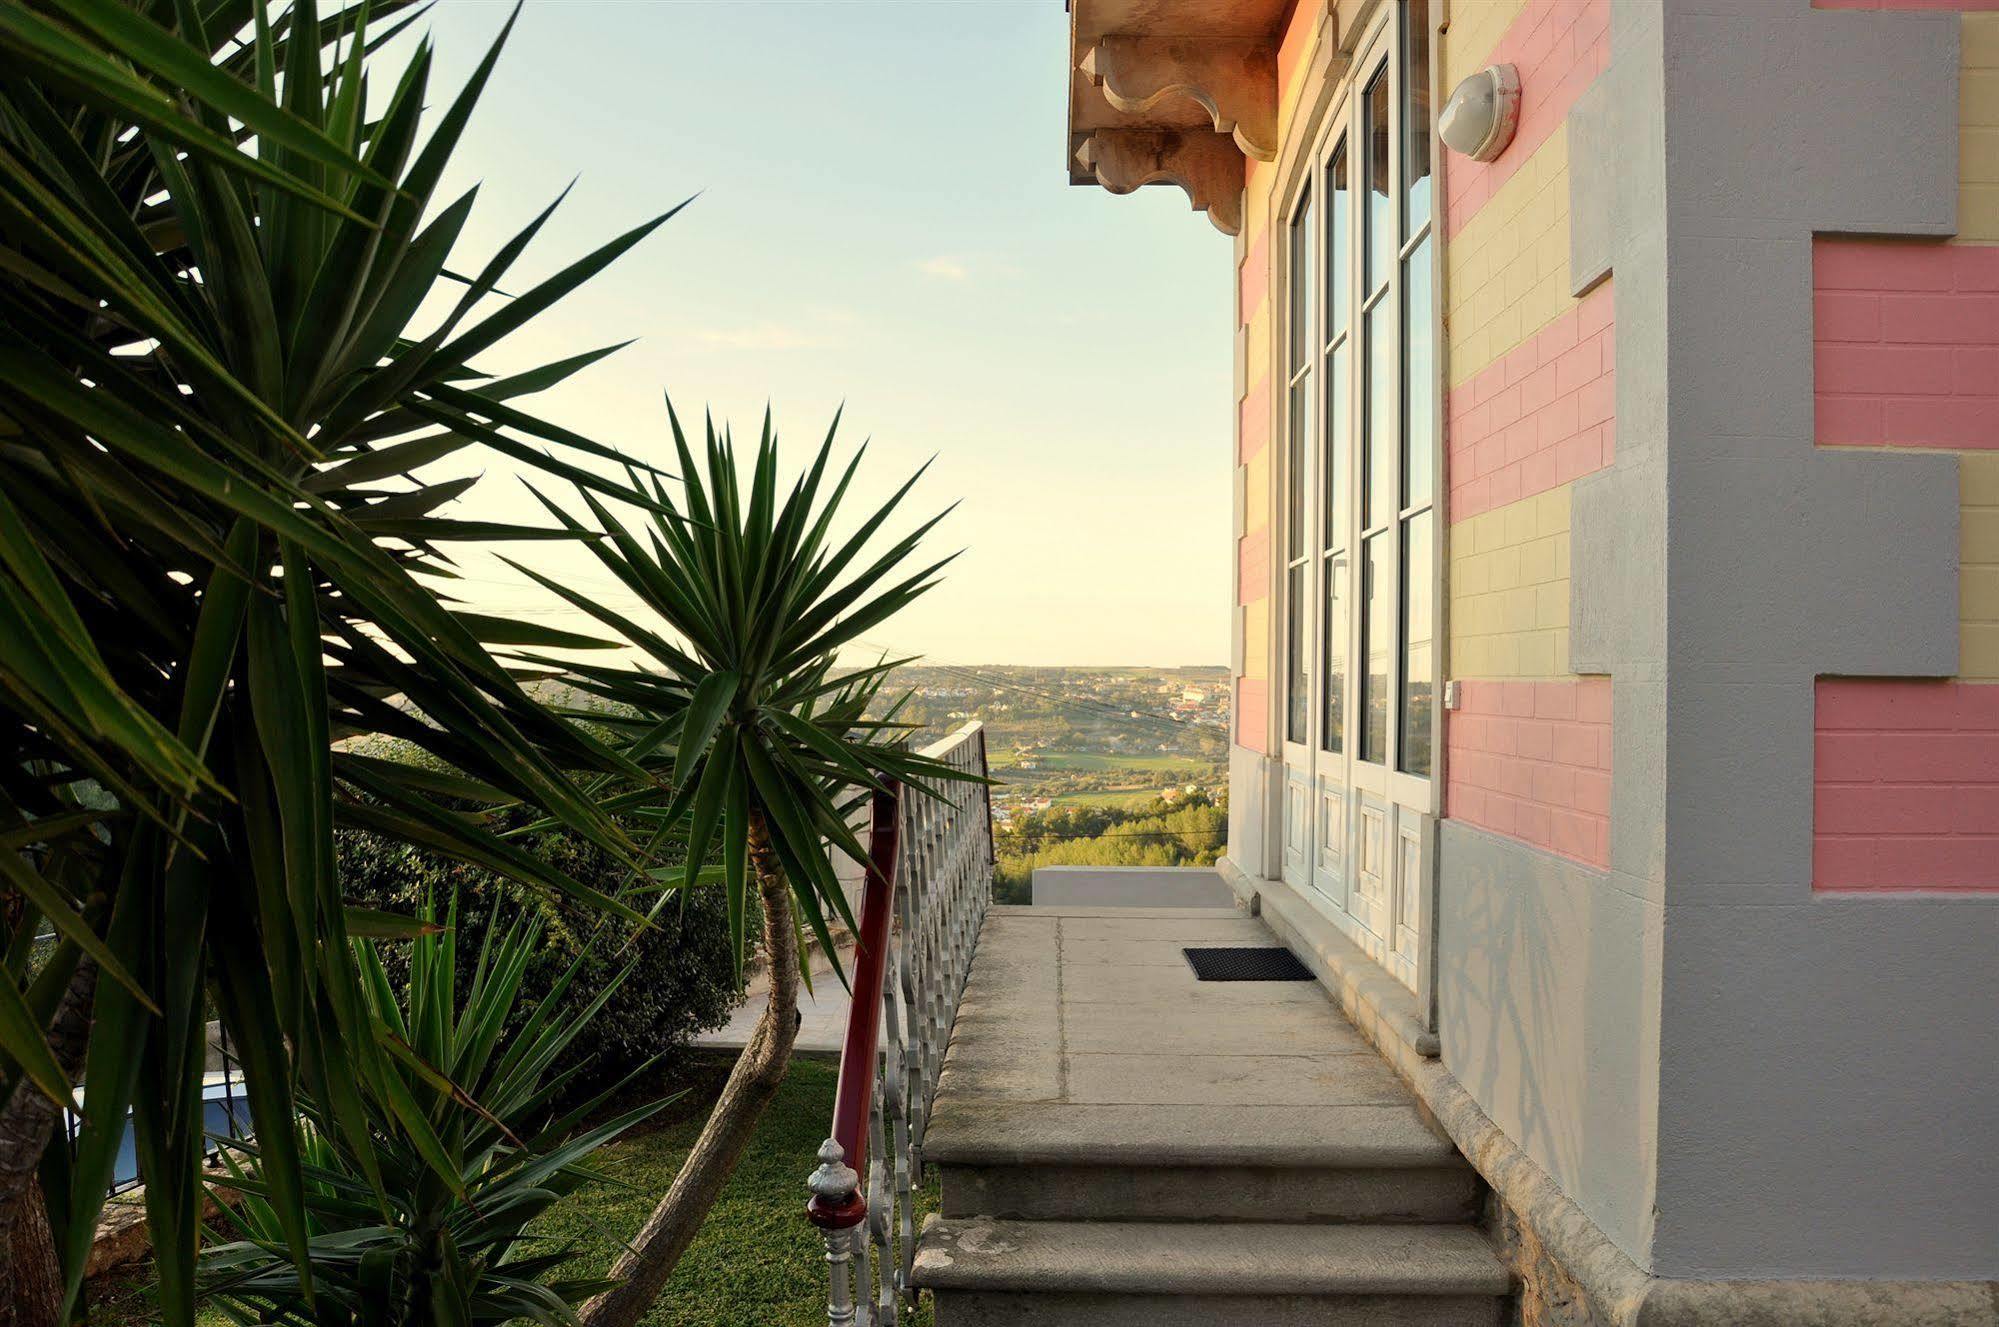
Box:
[339,815,739,1091]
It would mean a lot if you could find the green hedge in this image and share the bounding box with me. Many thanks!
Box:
[339,813,740,1089]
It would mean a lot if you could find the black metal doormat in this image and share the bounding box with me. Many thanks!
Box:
[1183,946,1314,981]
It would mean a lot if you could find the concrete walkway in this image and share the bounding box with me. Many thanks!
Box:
[692,950,855,1059]
[929,906,1432,1125]
[912,906,1503,1324]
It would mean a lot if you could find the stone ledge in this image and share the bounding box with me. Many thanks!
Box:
[914,1217,1510,1298]
[925,1101,1464,1171]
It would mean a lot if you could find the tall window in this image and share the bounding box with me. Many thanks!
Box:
[1397,0,1435,776]
[1290,0,1437,784]
[1320,146,1350,758]
[1284,187,1314,747]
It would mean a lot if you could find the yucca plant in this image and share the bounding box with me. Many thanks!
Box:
[512,406,972,1327]
[201,898,668,1326]
[0,3,680,1320]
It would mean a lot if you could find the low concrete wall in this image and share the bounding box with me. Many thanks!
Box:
[1029,866,1232,909]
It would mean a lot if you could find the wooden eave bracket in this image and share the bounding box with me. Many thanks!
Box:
[1076,128,1245,236]
[1082,36,1278,163]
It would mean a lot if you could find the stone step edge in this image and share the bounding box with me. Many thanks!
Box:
[924,1110,1467,1171]
[911,1218,1512,1299]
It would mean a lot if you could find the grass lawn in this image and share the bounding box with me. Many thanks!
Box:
[88,1053,936,1327]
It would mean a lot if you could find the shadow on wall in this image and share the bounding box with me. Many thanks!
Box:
[1436,823,1658,1259]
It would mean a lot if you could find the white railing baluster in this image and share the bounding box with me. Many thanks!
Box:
[807,723,994,1327]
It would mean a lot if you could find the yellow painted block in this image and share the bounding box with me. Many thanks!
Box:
[1962,451,1999,504]
[1963,454,1999,679]
[1245,300,1273,398]
[1447,485,1574,679]
[1446,128,1579,386]
[1243,600,1270,680]
[1246,164,1274,245]
[1963,16,1999,242]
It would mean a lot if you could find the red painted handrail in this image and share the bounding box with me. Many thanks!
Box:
[805,778,900,1231]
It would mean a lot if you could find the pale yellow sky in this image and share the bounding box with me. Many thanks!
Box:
[404,1,1234,666]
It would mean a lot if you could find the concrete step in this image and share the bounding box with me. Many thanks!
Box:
[913,1217,1510,1327]
[929,1102,1481,1223]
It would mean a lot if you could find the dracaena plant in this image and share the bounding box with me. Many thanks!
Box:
[0,3,681,1321]
[200,898,668,1327]
[514,407,975,1327]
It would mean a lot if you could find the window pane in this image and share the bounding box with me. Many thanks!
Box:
[1364,307,1395,530]
[1288,378,1310,559]
[1287,563,1309,746]
[1360,533,1391,764]
[1290,189,1313,373]
[1403,237,1434,511]
[1365,70,1392,293]
[1326,146,1349,340]
[1399,511,1433,777]
[1321,551,1347,754]
[1324,343,1348,550]
[1403,0,1432,241]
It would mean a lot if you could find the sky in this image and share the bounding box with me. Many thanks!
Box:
[406,0,1232,667]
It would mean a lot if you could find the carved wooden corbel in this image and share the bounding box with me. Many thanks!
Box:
[1082,36,1278,163]
[1076,129,1244,236]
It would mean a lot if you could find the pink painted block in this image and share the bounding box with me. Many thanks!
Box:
[1880,293,1999,344]
[1813,680,1999,891]
[1573,768,1612,816]
[1446,283,1616,520]
[1814,344,1954,396]
[1816,677,1962,729]
[1953,244,1999,291]
[1814,292,1882,343]
[1575,677,1613,723]
[1551,722,1600,769]
[1815,395,1885,446]
[1881,397,1999,449]
[1534,680,1578,720]
[1235,678,1269,753]
[1813,238,1956,293]
[1502,681,1540,717]
[1239,230,1270,327]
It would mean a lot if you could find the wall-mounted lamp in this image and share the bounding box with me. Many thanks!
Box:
[1438,64,1521,162]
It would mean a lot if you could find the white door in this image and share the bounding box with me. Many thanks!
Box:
[1276,3,1439,995]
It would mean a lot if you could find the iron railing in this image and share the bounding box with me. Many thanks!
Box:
[806,721,993,1326]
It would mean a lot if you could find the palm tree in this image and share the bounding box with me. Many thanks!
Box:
[0,4,679,1320]
[515,407,970,1327]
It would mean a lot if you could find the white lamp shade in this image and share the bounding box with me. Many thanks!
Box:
[1438,63,1522,163]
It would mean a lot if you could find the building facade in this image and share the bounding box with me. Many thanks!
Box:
[1067,0,1997,1314]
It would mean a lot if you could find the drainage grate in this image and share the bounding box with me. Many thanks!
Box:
[1183,946,1314,982]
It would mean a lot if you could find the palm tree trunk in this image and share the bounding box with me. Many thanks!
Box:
[0,959,98,1327]
[576,809,801,1327]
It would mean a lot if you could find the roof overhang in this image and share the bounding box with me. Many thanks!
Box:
[1066,0,1293,235]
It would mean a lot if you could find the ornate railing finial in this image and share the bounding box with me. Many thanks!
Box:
[804,723,994,1327]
